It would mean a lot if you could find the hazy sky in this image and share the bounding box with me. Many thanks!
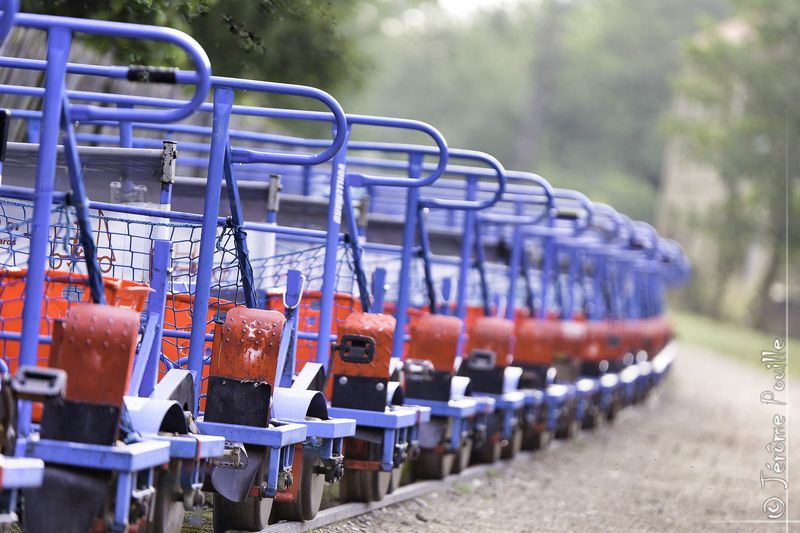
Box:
[438,0,524,18]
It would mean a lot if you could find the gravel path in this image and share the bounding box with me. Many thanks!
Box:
[315,343,799,532]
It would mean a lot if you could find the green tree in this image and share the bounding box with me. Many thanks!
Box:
[344,0,727,222]
[672,0,800,326]
[24,0,366,93]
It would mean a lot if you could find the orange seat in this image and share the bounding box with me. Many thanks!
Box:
[407,314,462,373]
[465,316,515,367]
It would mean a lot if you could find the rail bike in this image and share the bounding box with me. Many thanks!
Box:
[0,3,690,532]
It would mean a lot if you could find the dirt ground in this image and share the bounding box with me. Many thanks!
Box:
[316,343,800,532]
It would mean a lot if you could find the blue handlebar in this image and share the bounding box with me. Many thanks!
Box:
[417,148,506,211]
[212,76,347,166]
[344,115,449,188]
[9,12,212,123]
[0,78,348,166]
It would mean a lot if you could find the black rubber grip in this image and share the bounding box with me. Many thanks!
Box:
[126,66,178,84]
[556,208,580,221]
[0,109,9,162]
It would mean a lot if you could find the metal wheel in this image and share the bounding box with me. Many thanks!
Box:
[213,493,272,532]
[521,425,551,451]
[413,449,455,480]
[450,437,473,474]
[500,426,523,460]
[606,398,621,422]
[582,407,604,430]
[145,462,185,533]
[386,465,403,494]
[272,448,325,522]
[339,470,391,503]
[555,417,579,440]
[471,437,502,464]
[213,453,272,532]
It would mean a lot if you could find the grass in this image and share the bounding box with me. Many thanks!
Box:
[451,481,474,495]
[671,311,798,379]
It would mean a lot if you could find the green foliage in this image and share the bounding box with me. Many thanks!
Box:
[24,0,366,93]
[672,0,800,321]
[343,5,534,163]
[547,0,728,187]
[343,0,727,222]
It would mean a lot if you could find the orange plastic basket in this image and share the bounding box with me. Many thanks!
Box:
[0,268,150,421]
[0,268,150,368]
[161,293,236,411]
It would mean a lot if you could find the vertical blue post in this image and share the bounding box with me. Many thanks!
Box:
[222,146,258,308]
[371,268,387,314]
[18,27,71,437]
[454,175,478,321]
[564,248,580,319]
[520,239,536,315]
[278,270,304,388]
[117,103,133,148]
[416,208,438,314]
[315,126,350,369]
[391,152,423,359]
[26,118,40,144]
[440,277,453,315]
[504,206,524,320]
[139,239,172,397]
[301,165,312,197]
[186,87,234,413]
[593,255,606,320]
[341,178,371,311]
[472,219,491,316]
[60,96,105,305]
[538,235,555,319]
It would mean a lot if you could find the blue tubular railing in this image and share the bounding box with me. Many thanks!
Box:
[6,13,212,437]
[315,117,450,368]
[327,146,506,356]
[5,14,211,123]
[0,83,348,165]
[3,87,453,379]
[0,0,18,44]
[186,78,349,411]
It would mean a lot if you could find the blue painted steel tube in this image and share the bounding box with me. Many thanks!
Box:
[504,223,524,320]
[11,13,212,124]
[222,146,258,308]
[539,235,556,319]
[564,248,580,319]
[391,152,424,358]
[454,176,479,323]
[341,177,371,311]
[471,216,492,316]
[186,87,234,413]
[370,268,387,313]
[59,94,106,305]
[416,207,438,313]
[139,239,172,397]
[17,27,70,437]
[315,127,350,369]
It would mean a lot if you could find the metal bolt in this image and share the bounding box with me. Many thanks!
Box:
[338,376,348,385]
